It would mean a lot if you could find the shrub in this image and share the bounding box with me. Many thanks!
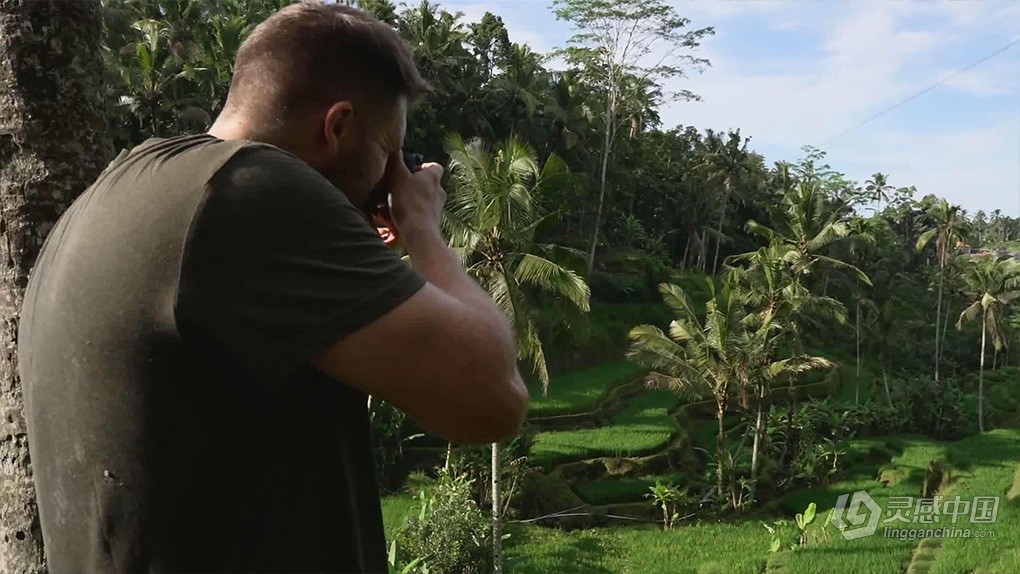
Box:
[369,399,423,492]
[393,470,492,574]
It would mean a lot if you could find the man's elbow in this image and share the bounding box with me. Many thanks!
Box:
[455,367,529,444]
[494,368,529,439]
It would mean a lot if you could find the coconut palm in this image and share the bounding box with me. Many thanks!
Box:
[723,245,842,479]
[955,257,1020,433]
[917,199,969,386]
[626,280,832,495]
[864,172,894,212]
[699,129,753,274]
[444,134,590,574]
[626,281,745,495]
[444,133,591,390]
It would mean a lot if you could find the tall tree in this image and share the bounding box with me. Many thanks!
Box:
[725,243,844,479]
[627,281,742,495]
[699,129,752,273]
[552,0,713,273]
[444,134,589,574]
[917,199,968,388]
[864,172,894,212]
[956,257,1020,433]
[0,1,111,570]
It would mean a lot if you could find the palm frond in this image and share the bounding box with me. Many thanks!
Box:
[511,252,591,312]
[957,300,982,330]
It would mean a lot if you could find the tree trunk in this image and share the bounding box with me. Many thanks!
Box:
[491,442,503,574]
[444,441,453,471]
[711,180,730,274]
[978,314,987,433]
[750,383,766,481]
[586,86,617,274]
[715,396,726,495]
[778,377,795,468]
[699,231,708,273]
[881,356,893,407]
[855,300,861,404]
[680,236,690,271]
[939,299,951,366]
[0,2,110,571]
[934,264,944,387]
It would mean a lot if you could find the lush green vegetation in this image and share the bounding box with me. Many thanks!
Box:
[527,360,646,417]
[572,471,689,506]
[530,390,680,469]
[504,521,770,574]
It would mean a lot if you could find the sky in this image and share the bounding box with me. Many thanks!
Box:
[437,0,1020,216]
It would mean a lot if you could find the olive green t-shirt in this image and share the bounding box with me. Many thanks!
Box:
[18,133,425,573]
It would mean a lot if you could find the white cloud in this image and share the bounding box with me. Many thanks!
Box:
[934,59,1020,96]
[649,0,1020,215]
[444,0,554,52]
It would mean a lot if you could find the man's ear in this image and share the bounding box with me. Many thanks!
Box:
[323,101,355,154]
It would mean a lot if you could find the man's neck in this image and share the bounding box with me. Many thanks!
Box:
[208,115,316,164]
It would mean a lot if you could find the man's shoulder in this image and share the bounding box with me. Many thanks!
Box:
[206,141,348,220]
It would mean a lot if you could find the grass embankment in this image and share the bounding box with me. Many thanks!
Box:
[529,390,680,470]
[527,359,646,418]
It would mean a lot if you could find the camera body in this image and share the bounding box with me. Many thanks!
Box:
[364,151,423,214]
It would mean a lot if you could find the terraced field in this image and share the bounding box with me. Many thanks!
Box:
[382,361,1020,573]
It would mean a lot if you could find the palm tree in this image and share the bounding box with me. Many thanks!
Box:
[917,199,968,387]
[739,317,833,482]
[444,134,590,574]
[0,1,111,569]
[846,217,879,403]
[626,281,744,495]
[744,175,868,287]
[724,245,843,479]
[699,129,752,274]
[864,172,894,212]
[729,176,865,471]
[955,257,1020,433]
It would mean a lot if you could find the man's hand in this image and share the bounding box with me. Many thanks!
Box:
[383,152,446,246]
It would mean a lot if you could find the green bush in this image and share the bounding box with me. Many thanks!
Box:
[393,471,492,574]
[370,399,423,493]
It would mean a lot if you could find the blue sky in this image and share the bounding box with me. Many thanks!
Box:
[437,0,1020,216]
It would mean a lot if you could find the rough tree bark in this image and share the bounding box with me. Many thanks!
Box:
[0,1,110,571]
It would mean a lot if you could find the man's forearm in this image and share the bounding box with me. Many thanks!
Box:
[402,227,516,345]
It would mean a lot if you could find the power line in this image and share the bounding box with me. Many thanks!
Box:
[818,37,1020,146]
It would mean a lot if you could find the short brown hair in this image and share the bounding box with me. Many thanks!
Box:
[224,1,429,118]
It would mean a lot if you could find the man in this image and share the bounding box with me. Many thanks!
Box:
[18,3,528,572]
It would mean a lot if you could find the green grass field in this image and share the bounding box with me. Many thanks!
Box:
[930,428,1020,574]
[772,430,1020,574]
[505,519,769,574]
[530,390,681,469]
[503,430,1020,573]
[527,359,647,417]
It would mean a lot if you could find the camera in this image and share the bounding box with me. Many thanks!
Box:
[364,151,424,214]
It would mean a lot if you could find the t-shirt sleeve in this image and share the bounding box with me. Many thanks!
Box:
[176,143,426,389]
